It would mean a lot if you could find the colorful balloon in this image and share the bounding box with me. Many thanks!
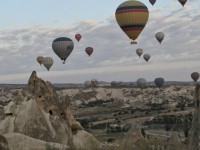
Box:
[115,0,149,44]
[154,77,165,88]
[155,32,165,44]
[37,56,44,66]
[43,57,53,71]
[178,0,187,7]
[149,0,156,6]
[137,78,147,89]
[75,34,82,42]
[143,54,150,62]
[85,47,93,57]
[52,37,74,64]
[136,48,143,57]
[191,72,199,82]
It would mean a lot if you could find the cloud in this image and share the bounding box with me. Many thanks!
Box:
[0,5,199,83]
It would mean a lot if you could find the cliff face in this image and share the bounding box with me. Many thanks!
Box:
[188,84,200,150]
[0,71,101,150]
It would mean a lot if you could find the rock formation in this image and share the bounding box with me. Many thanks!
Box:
[0,71,101,150]
[0,134,9,150]
[188,84,200,150]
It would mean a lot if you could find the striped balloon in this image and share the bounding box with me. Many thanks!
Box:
[43,57,53,71]
[52,37,74,64]
[75,34,81,42]
[191,72,199,82]
[136,48,143,57]
[115,0,149,44]
[178,0,187,7]
[154,77,165,88]
[143,54,150,62]
[85,47,93,57]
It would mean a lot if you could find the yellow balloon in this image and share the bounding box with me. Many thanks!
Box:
[115,0,149,44]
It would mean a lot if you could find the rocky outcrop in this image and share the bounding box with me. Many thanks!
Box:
[4,133,69,150]
[120,125,150,150]
[0,71,101,150]
[0,134,9,150]
[166,134,186,150]
[188,84,200,150]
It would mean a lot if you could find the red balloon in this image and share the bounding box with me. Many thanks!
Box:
[75,34,81,42]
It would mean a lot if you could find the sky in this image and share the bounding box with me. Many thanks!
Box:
[0,0,199,83]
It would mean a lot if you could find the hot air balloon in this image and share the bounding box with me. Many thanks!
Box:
[143,54,150,62]
[154,77,165,88]
[52,37,74,64]
[75,34,82,42]
[149,0,156,6]
[85,47,93,57]
[115,0,149,44]
[137,78,147,89]
[155,32,165,44]
[191,72,199,82]
[91,79,98,87]
[178,0,187,7]
[136,48,143,57]
[84,81,91,87]
[111,81,118,87]
[43,57,53,71]
[37,56,44,66]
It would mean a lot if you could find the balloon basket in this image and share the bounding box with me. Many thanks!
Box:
[131,41,137,44]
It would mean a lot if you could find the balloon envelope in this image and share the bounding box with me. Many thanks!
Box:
[43,57,53,71]
[91,79,98,87]
[111,81,118,86]
[155,32,165,43]
[84,81,91,87]
[137,78,147,89]
[178,0,187,7]
[136,48,143,57]
[191,72,199,82]
[75,34,81,42]
[85,47,93,57]
[143,54,150,62]
[154,77,165,88]
[37,56,44,66]
[115,0,149,44]
[52,37,74,64]
[149,0,156,5]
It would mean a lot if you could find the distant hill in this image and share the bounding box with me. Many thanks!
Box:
[0,81,196,90]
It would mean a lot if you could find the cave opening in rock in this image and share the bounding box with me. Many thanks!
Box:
[49,110,53,115]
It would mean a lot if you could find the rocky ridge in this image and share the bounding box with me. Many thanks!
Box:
[0,71,101,150]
